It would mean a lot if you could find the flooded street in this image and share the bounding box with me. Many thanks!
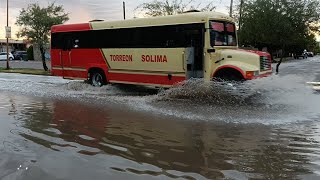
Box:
[0,58,320,179]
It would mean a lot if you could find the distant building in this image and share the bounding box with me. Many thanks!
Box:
[0,39,28,52]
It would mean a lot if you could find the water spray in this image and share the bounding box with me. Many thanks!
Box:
[306,82,320,91]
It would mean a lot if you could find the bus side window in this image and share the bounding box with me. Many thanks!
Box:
[165,40,175,47]
[73,39,80,48]
[62,37,72,51]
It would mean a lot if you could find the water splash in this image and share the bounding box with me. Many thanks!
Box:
[138,75,320,124]
[155,78,263,106]
[0,73,319,125]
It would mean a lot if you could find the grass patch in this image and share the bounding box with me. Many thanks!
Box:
[0,67,50,76]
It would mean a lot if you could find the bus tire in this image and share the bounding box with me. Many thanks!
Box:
[89,69,106,87]
[214,68,244,82]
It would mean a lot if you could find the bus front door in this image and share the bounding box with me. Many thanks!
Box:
[186,47,203,79]
[186,47,195,79]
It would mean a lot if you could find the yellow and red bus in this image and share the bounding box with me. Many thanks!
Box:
[51,11,272,87]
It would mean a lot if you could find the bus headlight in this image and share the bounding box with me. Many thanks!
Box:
[246,71,259,79]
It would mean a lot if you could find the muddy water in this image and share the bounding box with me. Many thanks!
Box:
[0,59,320,179]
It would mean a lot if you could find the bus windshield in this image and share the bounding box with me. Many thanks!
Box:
[210,21,237,46]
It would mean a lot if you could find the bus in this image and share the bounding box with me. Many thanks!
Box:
[51,11,272,87]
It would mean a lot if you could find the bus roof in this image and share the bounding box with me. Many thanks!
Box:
[52,11,233,33]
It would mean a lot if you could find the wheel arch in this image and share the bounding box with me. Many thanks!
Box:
[212,65,246,80]
[88,67,108,83]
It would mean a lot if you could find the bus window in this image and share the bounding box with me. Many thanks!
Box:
[62,38,72,51]
[211,22,224,32]
[226,23,235,33]
[211,31,227,46]
[210,21,237,47]
[73,39,80,48]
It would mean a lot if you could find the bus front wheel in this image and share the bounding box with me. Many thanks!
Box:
[89,70,106,87]
[214,68,244,82]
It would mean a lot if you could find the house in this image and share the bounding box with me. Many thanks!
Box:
[0,39,27,52]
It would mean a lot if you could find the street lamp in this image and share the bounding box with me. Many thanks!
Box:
[123,1,126,20]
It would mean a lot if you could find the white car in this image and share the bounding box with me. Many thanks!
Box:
[0,52,14,60]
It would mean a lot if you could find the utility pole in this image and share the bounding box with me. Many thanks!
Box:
[123,1,126,20]
[230,0,233,17]
[238,0,244,46]
[6,0,10,69]
[239,0,244,31]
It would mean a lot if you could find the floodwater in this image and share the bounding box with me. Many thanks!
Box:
[0,58,320,179]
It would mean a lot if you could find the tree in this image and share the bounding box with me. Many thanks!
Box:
[16,3,69,71]
[238,0,320,53]
[135,0,215,17]
[236,0,320,73]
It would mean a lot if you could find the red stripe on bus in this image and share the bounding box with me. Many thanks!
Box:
[51,69,87,79]
[108,73,186,85]
[51,23,91,33]
[51,69,63,76]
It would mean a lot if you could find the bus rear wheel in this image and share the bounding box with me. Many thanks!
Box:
[89,70,106,87]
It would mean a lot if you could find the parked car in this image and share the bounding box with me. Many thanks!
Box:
[0,52,14,60]
[293,50,309,59]
[307,52,314,57]
[13,51,27,60]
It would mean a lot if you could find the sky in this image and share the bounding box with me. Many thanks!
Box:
[0,0,229,39]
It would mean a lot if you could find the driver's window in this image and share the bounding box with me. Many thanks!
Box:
[210,31,227,46]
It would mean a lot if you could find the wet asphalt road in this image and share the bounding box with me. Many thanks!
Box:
[274,57,320,81]
[0,56,319,179]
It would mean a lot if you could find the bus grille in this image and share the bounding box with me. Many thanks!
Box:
[260,56,271,71]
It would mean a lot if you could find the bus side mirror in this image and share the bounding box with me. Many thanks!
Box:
[207,49,215,53]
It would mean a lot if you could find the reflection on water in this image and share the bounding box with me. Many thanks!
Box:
[0,93,320,179]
